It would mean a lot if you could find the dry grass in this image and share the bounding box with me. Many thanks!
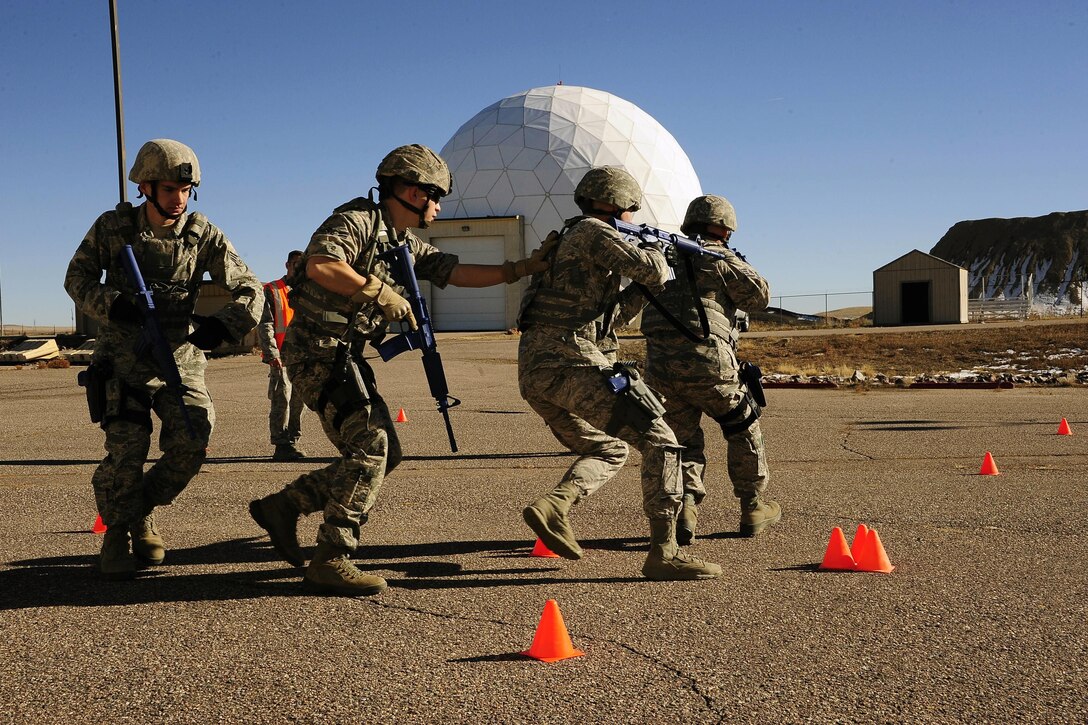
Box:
[620,320,1088,377]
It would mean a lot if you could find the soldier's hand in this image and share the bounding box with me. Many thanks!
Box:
[375,283,417,330]
[502,257,549,284]
[108,295,142,324]
[187,314,232,350]
[351,276,418,330]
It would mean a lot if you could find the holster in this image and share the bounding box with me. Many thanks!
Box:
[77,360,110,425]
[318,341,374,431]
[739,361,767,408]
[605,361,666,434]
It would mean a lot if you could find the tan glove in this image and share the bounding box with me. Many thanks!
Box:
[502,257,549,283]
[351,276,417,330]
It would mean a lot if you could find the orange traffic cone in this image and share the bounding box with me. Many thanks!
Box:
[979,451,1000,475]
[1058,418,1073,436]
[850,523,869,561]
[92,514,107,534]
[530,538,561,558]
[395,408,408,423]
[818,527,856,571]
[854,528,895,573]
[522,599,585,662]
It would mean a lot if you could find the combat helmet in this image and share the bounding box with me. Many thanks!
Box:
[681,195,737,237]
[376,144,452,197]
[574,167,641,213]
[128,139,201,185]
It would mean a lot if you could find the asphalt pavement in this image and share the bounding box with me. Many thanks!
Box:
[0,337,1085,723]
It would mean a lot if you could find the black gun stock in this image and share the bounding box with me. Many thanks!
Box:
[375,244,460,452]
[119,244,197,439]
[608,219,727,261]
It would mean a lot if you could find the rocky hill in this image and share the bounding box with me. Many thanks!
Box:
[929,210,1088,306]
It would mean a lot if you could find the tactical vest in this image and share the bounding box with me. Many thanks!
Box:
[264,279,293,349]
[640,252,737,343]
[287,197,398,338]
[517,217,615,331]
[104,204,210,338]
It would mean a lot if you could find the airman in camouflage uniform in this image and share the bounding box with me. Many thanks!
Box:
[249,144,547,596]
[518,167,722,581]
[64,139,263,580]
[640,194,779,542]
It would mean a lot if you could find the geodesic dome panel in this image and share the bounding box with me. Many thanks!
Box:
[440,85,702,253]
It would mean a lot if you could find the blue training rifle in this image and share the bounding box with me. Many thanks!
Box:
[375,244,461,453]
[119,244,198,439]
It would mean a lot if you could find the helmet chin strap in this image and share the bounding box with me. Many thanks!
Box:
[144,181,186,221]
[392,190,428,229]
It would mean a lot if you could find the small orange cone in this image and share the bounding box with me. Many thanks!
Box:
[531,538,561,558]
[92,514,107,534]
[395,408,408,423]
[979,451,1000,475]
[1058,418,1072,436]
[522,599,585,662]
[854,528,895,573]
[818,527,856,570]
[850,523,869,560]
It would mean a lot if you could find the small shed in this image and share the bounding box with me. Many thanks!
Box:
[873,250,967,325]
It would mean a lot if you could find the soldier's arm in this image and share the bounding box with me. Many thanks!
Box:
[255,286,278,363]
[579,219,671,288]
[716,251,770,311]
[203,228,264,339]
[63,216,118,323]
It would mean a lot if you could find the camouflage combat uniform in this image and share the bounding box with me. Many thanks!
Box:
[64,203,263,527]
[518,216,683,520]
[257,277,304,447]
[640,241,770,505]
[277,196,458,551]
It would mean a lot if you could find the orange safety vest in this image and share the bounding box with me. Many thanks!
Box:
[264,278,294,350]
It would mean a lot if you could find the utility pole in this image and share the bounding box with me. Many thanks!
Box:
[109,0,127,205]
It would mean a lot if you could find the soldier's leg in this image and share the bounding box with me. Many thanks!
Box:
[520,368,628,560]
[660,396,706,545]
[709,387,779,537]
[93,418,152,579]
[286,374,305,447]
[578,373,721,580]
[268,365,290,446]
[142,376,213,510]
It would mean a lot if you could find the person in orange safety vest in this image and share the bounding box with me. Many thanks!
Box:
[257,250,307,461]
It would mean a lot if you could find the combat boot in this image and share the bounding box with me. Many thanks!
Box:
[677,493,698,546]
[100,526,136,581]
[304,542,387,596]
[130,513,165,566]
[642,518,722,581]
[272,443,306,462]
[249,492,305,567]
[739,496,782,537]
[522,480,583,560]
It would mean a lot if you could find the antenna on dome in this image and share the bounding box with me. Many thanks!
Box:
[557,64,562,85]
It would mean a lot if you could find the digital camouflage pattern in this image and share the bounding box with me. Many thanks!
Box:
[640,238,771,502]
[518,216,684,519]
[276,355,400,550]
[128,139,201,185]
[286,197,458,350]
[277,198,459,549]
[681,194,738,235]
[573,167,641,212]
[64,203,262,526]
[257,280,303,446]
[376,144,452,195]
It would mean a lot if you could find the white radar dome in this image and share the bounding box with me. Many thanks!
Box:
[440,85,702,252]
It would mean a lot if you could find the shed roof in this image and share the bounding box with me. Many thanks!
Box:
[874,249,964,274]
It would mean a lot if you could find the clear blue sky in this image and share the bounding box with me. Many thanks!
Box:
[1,0,1085,323]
